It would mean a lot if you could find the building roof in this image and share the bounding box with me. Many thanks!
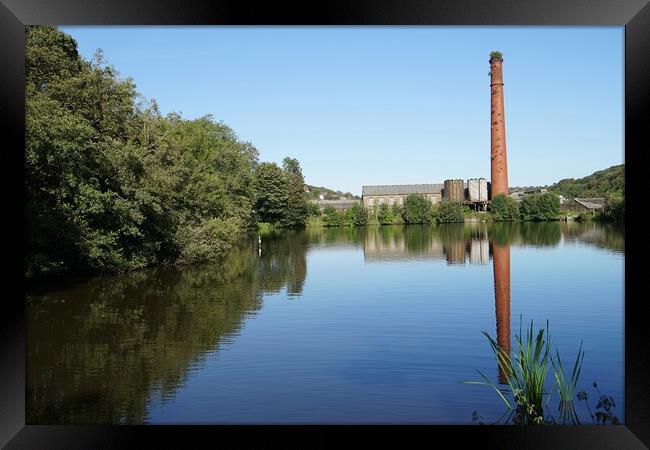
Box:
[362,184,443,196]
[574,198,606,209]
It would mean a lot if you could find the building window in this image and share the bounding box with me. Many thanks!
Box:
[368,198,374,206]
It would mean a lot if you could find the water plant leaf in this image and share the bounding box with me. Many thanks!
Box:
[475,369,513,410]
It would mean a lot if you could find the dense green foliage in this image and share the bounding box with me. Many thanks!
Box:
[520,193,560,221]
[369,203,403,225]
[549,165,624,198]
[313,197,469,228]
[306,201,321,217]
[376,204,391,225]
[375,203,393,225]
[599,194,624,222]
[26,26,307,277]
[322,206,345,227]
[402,194,434,224]
[489,194,520,221]
[549,164,624,223]
[253,162,289,225]
[435,200,466,223]
[345,203,368,226]
[320,204,369,227]
[282,158,309,228]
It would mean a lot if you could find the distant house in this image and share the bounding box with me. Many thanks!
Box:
[560,197,606,213]
[573,198,606,212]
[361,184,443,208]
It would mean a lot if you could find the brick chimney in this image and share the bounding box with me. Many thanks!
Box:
[489,52,509,198]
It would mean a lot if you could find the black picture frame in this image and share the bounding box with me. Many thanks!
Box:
[1,0,647,448]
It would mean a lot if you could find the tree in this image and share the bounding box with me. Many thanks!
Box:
[26,26,262,276]
[345,203,368,226]
[322,206,344,227]
[26,25,150,274]
[520,193,560,221]
[436,200,465,223]
[490,194,520,221]
[282,157,308,228]
[549,165,624,198]
[601,194,624,222]
[402,195,434,224]
[254,162,289,225]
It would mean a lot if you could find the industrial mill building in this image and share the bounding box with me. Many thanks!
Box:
[361,184,443,208]
[362,178,489,208]
[361,52,508,209]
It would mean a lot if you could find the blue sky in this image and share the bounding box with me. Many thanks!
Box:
[61,26,624,196]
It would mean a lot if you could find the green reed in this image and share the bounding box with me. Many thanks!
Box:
[466,317,585,425]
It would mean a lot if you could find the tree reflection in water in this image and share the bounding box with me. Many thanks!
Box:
[27,232,308,424]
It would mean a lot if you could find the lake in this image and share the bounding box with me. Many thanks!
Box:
[26,221,625,424]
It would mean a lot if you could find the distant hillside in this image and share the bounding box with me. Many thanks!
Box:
[306,185,360,200]
[548,164,624,198]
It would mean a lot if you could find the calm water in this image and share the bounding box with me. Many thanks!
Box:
[26,222,625,424]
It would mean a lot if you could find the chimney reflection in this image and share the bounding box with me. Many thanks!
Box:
[492,241,511,384]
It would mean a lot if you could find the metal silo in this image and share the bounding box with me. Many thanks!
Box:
[468,179,480,202]
[453,179,464,201]
[443,180,453,200]
[479,178,488,202]
[444,179,465,201]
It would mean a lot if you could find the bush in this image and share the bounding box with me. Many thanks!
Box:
[373,203,404,225]
[490,194,519,221]
[306,215,325,228]
[322,206,345,227]
[306,201,321,217]
[391,203,404,224]
[377,204,393,225]
[402,194,434,224]
[176,217,243,265]
[520,193,560,221]
[345,203,368,226]
[436,200,465,223]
